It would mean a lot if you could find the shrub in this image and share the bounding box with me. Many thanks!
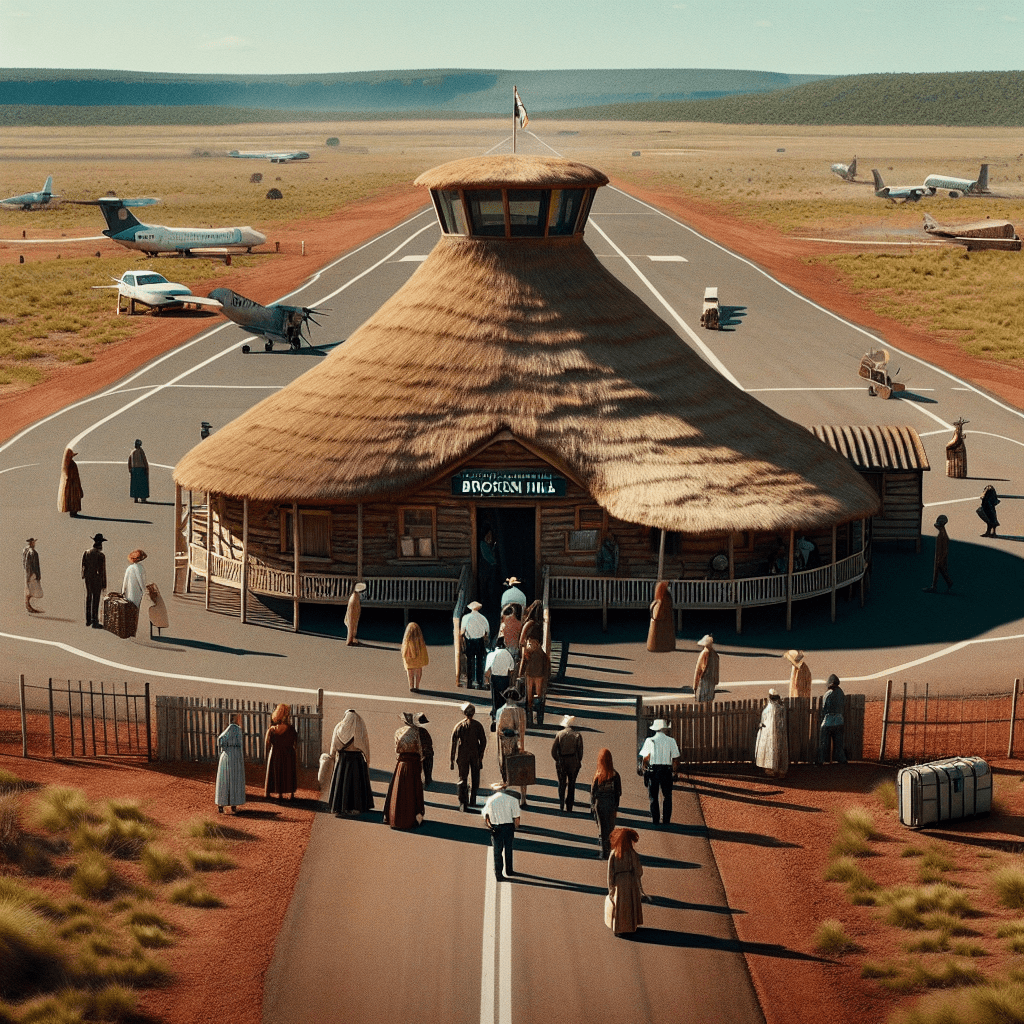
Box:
[0,878,61,919]
[186,847,236,872]
[0,769,22,792]
[168,880,222,908]
[182,817,224,843]
[131,923,175,949]
[88,984,137,1021]
[890,979,1024,1024]
[832,826,873,858]
[903,932,950,954]
[104,799,148,824]
[124,905,172,930]
[0,899,67,998]
[140,844,186,883]
[950,940,988,957]
[874,780,897,810]
[813,919,860,955]
[862,959,900,979]
[34,787,91,833]
[838,805,879,840]
[75,816,153,860]
[922,912,976,936]
[901,845,925,858]
[71,851,115,901]
[992,863,1024,909]
[997,921,1024,952]
[0,793,20,856]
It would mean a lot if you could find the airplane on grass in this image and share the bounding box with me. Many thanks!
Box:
[228,150,310,163]
[830,157,858,181]
[1,175,59,210]
[922,213,1020,251]
[871,170,936,203]
[69,196,265,257]
[924,164,990,198]
[209,288,328,352]
[92,271,225,315]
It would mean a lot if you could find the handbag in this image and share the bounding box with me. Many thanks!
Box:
[604,893,615,929]
[317,752,335,788]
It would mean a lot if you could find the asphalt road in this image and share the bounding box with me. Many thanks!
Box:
[2,128,1022,1023]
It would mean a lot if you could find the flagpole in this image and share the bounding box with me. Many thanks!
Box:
[513,85,517,153]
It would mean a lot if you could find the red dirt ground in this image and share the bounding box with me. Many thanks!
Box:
[4,183,1024,1024]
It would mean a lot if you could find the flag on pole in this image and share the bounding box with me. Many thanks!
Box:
[514,86,529,129]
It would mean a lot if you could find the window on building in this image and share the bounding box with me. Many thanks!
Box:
[507,189,549,237]
[279,509,332,559]
[399,507,436,558]
[433,189,468,235]
[567,506,605,552]
[466,190,507,236]
[547,189,586,236]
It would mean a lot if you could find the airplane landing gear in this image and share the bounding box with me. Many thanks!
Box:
[241,344,251,354]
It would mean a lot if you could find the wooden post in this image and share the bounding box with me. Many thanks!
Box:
[356,503,364,580]
[240,497,249,624]
[879,679,893,761]
[1008,678,1021,758]
[292,502,300,632]
[145,682,152,762]
[173,483,185,595]
[785,529,794,631]
[729,533,742,634]
[830,523,838,623]
[859,518,867,607]
[635,694,645,755]
[48,678,55,757]
[205,492,213,611]
[18,674,27,758]
[898,680,907,762]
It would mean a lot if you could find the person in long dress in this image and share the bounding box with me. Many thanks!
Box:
[23,537,43,614]
[58,448,83,516]
[785,649,811,700]
[979,485,1000,538]
[128,439,149,503]
[693,634,719,701]
[401,621,429,691]
[647,580,675,652]
[345,581,366,645]
[519,635,550,727]
[326,709,374,817]
[264,703,298,799]
[590,748,621,859]
[754,689,789,778]
[382,712,425,829]
[496,685,529,808]
[606,827,646,936]
[121,549,147,637]
[215,713,247,813]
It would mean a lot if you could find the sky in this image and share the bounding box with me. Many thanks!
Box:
[1,0,1021,77]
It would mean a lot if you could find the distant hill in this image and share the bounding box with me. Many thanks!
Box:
[550,71,1024,127]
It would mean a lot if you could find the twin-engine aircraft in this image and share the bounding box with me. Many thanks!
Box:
[70,196,266,256]
[93,271,225,315]
[1,175,59,210]
[871,170,936,203]
[209,288,328,352]
[228,150,310,163]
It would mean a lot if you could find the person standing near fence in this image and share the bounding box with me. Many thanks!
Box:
[82,533,107,629]
[450,702,487,812]
[551,715,583,812]
[785,649,811,700]
[128,439,149,503]
[327,709,374,817]
[754,689,789,778]
[460,600,489,689]
[215,712,247,814]
[924,515,953,594]
[818,675,847,765]
[264,703,298,801]
[647,581,675,652]
[590,748,621,858]
[345,581,366,645]
[23,538,43,614]
[639,719,680,826]
[693,634,719,702]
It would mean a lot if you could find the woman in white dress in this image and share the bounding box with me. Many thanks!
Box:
[120,549,147,637]
[754,689,789,778]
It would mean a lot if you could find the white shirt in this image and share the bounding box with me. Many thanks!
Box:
[461,610,489,640]
[639,731,681,766]
[485,648,516,677]
[122,562,147,607]
[482,790,520,824]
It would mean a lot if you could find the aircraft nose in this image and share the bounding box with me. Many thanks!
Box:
[241,228,267,247]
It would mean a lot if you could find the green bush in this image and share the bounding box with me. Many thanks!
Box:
[874,781,897,811]
[33,787,91,833]
[71,851,116,901]
[130,923,175,949]
[0,898,68,999]
[103,799,148,824]
[74,816,154,860]
[0,793,20,857]
[168,880,222,909]
[0,769,22,792]
[182,817,224,843]
[838,805,879,840]
[992,864,1024,909]
[186,847,236,872]
[890,979,1024,1024]
[813,919,860,955]
[140,844,187,883]
[831,826,873,859]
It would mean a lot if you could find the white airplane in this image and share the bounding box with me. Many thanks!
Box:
[871,170,936,203]
[92,270,225,315]
[830,156,857,181]
[228,150,310,163]
[923,163,990,198]
[69,196,265,256]
[1,175,59,210]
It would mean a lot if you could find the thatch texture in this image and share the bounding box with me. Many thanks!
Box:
[414,155,608,190]
[175,232,880,533]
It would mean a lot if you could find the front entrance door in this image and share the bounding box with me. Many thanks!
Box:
[477,506,536,609]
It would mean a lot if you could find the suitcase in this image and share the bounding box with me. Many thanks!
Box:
[504,751,536,787]
[102,591,138,639]
[898,756,992,828]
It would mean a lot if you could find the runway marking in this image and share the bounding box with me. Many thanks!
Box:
[648,255,688,262]
[0,463,38,475]
[107,385,285,394]
[748,386,896,392]
[920,428,1024,448]
[480,847,512,1024]
[397,255,428,262]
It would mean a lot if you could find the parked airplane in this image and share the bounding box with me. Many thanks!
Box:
[228,150,310,163]
[923,164,990,198]
[830,156,858,181]
[208,288,328,351]
[922,212,1020,251]
[871,170,936,203]
[69,197,265,256]
[93,271,225,315]
[1,175,59,210]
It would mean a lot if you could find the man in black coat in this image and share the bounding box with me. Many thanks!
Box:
[82,533,107,628]
[450,703,487,812]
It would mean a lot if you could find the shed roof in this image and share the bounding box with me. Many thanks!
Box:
[809,425,931,472]
[415,155,608,190]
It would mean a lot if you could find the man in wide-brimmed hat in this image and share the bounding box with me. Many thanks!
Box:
[924,515,953,593]
[450,702,487,812]
[460,600,490,689]
[345,581,367,645]
[500,576,526,610]
[81,533,107,628]
[484,636,516,729]
[693,634,719,702]
[23,537,42,614]
[482,780,520,882]
[818,675,847,765]
[639,719,681,825]
[551,714,583,812]
[495,685,528,799]
[784,649,812,700]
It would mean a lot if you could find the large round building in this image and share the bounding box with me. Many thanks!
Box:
[173,155,880,653]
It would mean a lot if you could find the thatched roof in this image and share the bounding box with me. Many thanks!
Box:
[175,158,880,534]
[415,155,608,190]
[810,425,930,472]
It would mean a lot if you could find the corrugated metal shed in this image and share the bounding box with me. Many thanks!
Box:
[810,425,930,472]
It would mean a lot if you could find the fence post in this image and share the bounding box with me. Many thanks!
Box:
[145,682,152,762]
[898,681,907,763]
[635,694,644,755]
[48,678,55,757]
[19,674,27,758]
[879,679,892,762]
[1009,678,1021,759]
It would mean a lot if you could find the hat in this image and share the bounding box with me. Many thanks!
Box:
[128,549,147,563]
[468,601,483,611]
[354,582,367,593]
[768,688,778,697]
[460,702,475,715]
[92,533,107,544]
[503,686,522,701]
[561,715,576,728]
[25,537,36,544]
[784,649,804,666]
[490,781,508,790]
[826,674,841,689]
[415,713,429,725]
[934,515,948,527]
[134,439,142,447]
[649,719,670,732]
[698,634,714,648]
[505,577,522,586]
[401,711,415,725]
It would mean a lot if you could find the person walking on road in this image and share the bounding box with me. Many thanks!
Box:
[818,675,847,765]
[482,781,520,882]
[639,719,680,826]
[754,689,789,778]
[23,538,43,614]
[647,580,675,652]
[551,715,583,812]
[924,515,953,593]
[345,581,366,645]
[590,748,622,859]
[496,685,529,807]
[82,533,107,629]
[979,485,1000,538]
[785,649,811,700]
[58,448,83,517]
[215,712,247,814]
[460,600,489,689]
[401,621,429,691]
[485,637,516,729]
[264,703,298,800]
[414,712,434,788]
[382,712,425,830]
[606,827,647,936]
[450,702,487,812]
[128,439,149,503]
[693,634,719,701]
[519,634,550,726]
[326,709,374,817]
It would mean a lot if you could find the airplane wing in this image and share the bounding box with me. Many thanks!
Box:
[180,294,223,308]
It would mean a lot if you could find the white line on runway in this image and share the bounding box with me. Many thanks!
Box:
[0,463,38,475]
[108,385,285,394]
[747,387,910,392]
[480,848,512,1024]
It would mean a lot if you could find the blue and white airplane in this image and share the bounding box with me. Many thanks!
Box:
[871,170,936,204]
[70,196,266,256]
[228,150,310,163]
[1,175,59,210]
[924,164,990,198]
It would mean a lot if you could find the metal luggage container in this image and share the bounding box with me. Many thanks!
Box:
[504,752,536,787]
[898,756,992,828]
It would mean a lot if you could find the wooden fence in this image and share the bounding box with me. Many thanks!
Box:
[155,693,324,769]
[637,694,865,766]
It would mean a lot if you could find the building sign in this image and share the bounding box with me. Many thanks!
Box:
[451,468,566,497]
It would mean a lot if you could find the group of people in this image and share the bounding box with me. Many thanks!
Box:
[214,703,299,813]
[58,439,151,518]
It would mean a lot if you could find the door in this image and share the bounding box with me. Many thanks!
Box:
[480,506,537,606]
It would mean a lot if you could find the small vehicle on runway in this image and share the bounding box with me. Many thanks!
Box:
[209,287,328,352]
[92,271,224,315]
[700,286,720,330]
[858,347,906,399]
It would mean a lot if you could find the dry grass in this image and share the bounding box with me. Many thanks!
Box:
[813,918,861,955]
[990,862,1024,909]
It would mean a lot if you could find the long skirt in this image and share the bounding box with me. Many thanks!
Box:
[129,466,149,500]
[327,750,374,815]
[215,749,246,808]
[382,751,424,830]
[594,795,618,858]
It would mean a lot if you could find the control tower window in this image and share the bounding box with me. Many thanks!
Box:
[434,189,468,235]
[466,190,507,236]
[547,189,586,236]
[508,189,549,237]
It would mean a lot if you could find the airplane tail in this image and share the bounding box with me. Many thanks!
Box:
[848,157,857,180]
[977,164,989,193]
[41,176,53,196]
[97,200,142,234]
[871,169,885,191]
[923,213,939,232]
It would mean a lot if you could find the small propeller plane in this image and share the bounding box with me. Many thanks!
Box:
[871,170,936,204]
[69,196,266,256]
[228,150,310,163]
[93,271,225,315]
[208,288,328,352]
[1,175,59,210]
[830,156,858,182]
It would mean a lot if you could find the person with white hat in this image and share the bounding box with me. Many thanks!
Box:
[638,719,681,825]
[924,515,953,593]
[693,635,719,702]
[754,689,789,778]
[482,780,520,882]
[784,649,811,700]
[500,576,526,611]
[485,638,516,729]
[460,600,490,688]
[550,715,584,812]
[345,581,367,645]
[450,702,487,812]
